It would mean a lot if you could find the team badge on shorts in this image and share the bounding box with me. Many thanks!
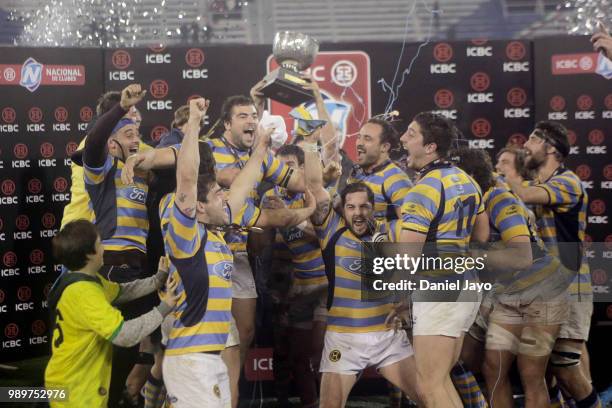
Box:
[329,349,342,362]
[213,384,221,398]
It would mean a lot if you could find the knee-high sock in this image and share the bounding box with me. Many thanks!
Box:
[575,388,602,408]
[549,384,566,408]
[451,364,488,408]
[142,372,164,408]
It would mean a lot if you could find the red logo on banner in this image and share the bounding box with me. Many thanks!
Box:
[0,289,4,303]
[80,106,93,122]
[150,80,169,99]
[470,72,490,92]
[506,41,526,60]
[54,107,68,123]
[604,164,612,180]
[112,50,131,69]
[433,43,453,62]
[551,53,598,75]
[42,213,56,229]
[149,44,166,53]
[567,130,577,146]
[14,143,28,159]
[244,348,274,381]
[150,126,169,143]
[508,133,527,146]
[31,320,46,336]
[268,51,371,160]
[605,235,612,250]
[605,94,612,110]
[17,286,31,302]
[2,107,16,123]
[5,323,18,339]
[2,180,16,195]
[66,141,78,156]
[28,178,42,194]
[40,142,54,158]
[506,87,527,107]
[592,269,607,285]
[575,164,591,180]
[30,250,44,265]
[576,95,593,111]
[54,177,68,193]
[185,49,205,67]
[590,199,606,215]
[471,118,491,138]
[3,251,17,267]
[549,95,565,112]
[434,89,454,108]
[588,129,604,145]
[471,38,488,45]
[28,107,43,123]
[15,215,30,231]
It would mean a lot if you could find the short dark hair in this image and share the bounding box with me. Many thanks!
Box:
[340,182,375,207]
[366,118,399,150]
[196,142,217,202]
[413,111,456,158]
[53,220,99,271]
[220,95,255,125]
[496,146,532,180]
[96,91,121,116]
[534,120,569,159]
[276,144,304,166]
[450,147,495,192]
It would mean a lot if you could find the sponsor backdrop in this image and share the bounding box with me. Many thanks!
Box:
[0,37,609,388]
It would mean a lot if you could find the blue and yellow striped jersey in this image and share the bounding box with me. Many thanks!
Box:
[264,187,327,286]
[84,155,149,253]
[223,197,261,252]
[348,160,413,222]
[533,168,590,297]
[159,193,233,355]
[315,210,400,333]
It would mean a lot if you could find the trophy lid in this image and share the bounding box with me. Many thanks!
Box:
[273,31,319,71]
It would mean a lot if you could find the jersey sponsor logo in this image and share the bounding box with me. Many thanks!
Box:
[213,260,233,281]
[329,349,342,362]
[338,256,363,276]
[125,186,146,205]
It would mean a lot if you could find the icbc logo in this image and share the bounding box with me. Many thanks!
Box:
[506,41,526,61]
[80,106,93,122]
[434,89,454,108]
[2,107,16,123]
[576,95,593,111]
[506,87,527,107]
[112,50,131,69]
[605,94,612,110]
[28,107,43,123]
[185,48,205,68]
[4,323,18,339]
[149,44,166,53]
[567,130,577,146]
[433,43,453,62]
[592,269,607,286]
[590,199,606,215]
[32,320,46,336]
[3,251,17,268]
[54,107,68,123]
[575,164,591,180]
[471,38,488,45]
[54,177,68,193]
[28,178,42,194]
[2,180,16,196]
[40,142,54,158]
[66,141,78,156]
[508,133,526,146]
[17,286,31,302]
[15,215,30,231]
[14,143,29,159]
[150,80,169,99]
[588,130,604,145]
[470,72,490,92]
[30,249,44,265]
[471,118,491,138]
[42,213,56,229]
[549,95,566,112]
[604,164,612,180]
[150,126,169,143]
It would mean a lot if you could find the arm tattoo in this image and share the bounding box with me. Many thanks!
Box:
[177,193,187,203]
[312,199,331,225]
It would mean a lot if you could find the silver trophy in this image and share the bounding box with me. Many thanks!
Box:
[260,31,320,106]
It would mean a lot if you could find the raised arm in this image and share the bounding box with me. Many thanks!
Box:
[121,146,178,185]
[256,189,316,228]
[83,84,145,167]
[302,129,330,225]
[175,98,209,217]
[505,175,549,205]
[303,74,339,164]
